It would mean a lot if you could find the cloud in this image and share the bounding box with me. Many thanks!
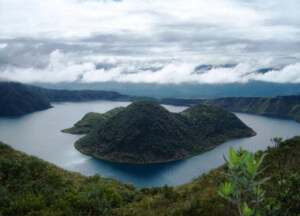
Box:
[251,63,300,83]
[0,0,299,84]
[1,50,300,84]
[0,50,94,83]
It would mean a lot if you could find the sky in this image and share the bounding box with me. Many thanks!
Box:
[0,0,300,84]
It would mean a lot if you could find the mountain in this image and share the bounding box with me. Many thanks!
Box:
[0,82,131,117]
[0,82,52,116]
[160,95,300,122]
[3,81,300,122]
[62,107,125,134]
[206,96,300,122]
[1,136,299,215]
[36,81,300,98]
[74,100,255,163]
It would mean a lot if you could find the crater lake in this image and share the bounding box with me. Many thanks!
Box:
[0,101,299,187]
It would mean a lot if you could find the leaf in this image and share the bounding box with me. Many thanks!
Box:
[219,181,235,197]
[243,202,254,216]
[257,153,267,168]
[246,162,258,176]
[229,147,240,165]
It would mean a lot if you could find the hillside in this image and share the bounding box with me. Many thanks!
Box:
[0,82,52,116]
[0,82,131,117]
[207,96,300,122]
[74,100,255,163]
[62,107,125,134]
[0,141,134,215]
[1,137,299,215]
[2,82,300,122]
[160,95,300,122]
[39,81,300,98]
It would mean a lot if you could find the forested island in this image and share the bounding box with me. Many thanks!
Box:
[64,100,255,163]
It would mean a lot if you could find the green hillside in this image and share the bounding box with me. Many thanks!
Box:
[74,100,255,163]
[1,137,299,215]
[0,82,52,116]
[62,107,125,134]
[160,96,300,122]
[207,96,300,122]
[0,82,130,117]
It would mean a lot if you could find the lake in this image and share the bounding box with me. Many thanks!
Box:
[0,101,299,188]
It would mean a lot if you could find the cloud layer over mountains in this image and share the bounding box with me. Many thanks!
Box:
[0,0,299,84]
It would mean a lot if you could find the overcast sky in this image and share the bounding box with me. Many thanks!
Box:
[0,0,300,84]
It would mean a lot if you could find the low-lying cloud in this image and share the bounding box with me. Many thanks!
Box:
[0,0,299,84]
[1,50,300,84]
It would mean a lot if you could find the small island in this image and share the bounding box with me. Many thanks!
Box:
[63,100,256,163]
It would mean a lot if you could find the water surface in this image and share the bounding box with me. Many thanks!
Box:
[0,101,299,187]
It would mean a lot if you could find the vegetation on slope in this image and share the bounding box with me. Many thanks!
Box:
[2,81,299,122]
[116,136,300,216]
[74,100,255,163]
[0,82,52,116]
[0,141,135,215]
[1,136,299,215]
[0,82,130,117]
[62,107,125,134]
[207,96,300,122]
[160,95,300,122]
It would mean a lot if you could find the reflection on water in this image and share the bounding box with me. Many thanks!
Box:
[0,101,299,187]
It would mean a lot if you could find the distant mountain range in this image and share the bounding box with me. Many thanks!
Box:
[160,96,300,122]
[71,100,255,163]
[36,81,300,98]
[1,82,300,123]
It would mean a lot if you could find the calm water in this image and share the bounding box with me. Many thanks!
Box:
[0,101,299,188]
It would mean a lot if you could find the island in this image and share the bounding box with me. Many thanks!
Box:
[64,100,256,163]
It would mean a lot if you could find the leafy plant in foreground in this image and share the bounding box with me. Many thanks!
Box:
[219,147,269,216]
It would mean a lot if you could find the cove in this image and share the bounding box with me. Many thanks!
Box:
[0,101,299,188]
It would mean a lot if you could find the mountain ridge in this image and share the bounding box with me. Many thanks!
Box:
[0,81,132,116]
[160,95,300,122]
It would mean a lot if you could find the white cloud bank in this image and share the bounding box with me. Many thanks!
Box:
[0,0,299,84]
[1,50,300,84]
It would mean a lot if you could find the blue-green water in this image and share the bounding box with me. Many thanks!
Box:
[0,101,299,187]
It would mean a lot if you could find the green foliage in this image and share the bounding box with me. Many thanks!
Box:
[0,82,51,116]
[160,95,300,123]
[75,100,255,163]
[62,107,125,134]
[0,81,130,117]
[219,147,269,216]
[0,142,135,215]
[1,136,300,215]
